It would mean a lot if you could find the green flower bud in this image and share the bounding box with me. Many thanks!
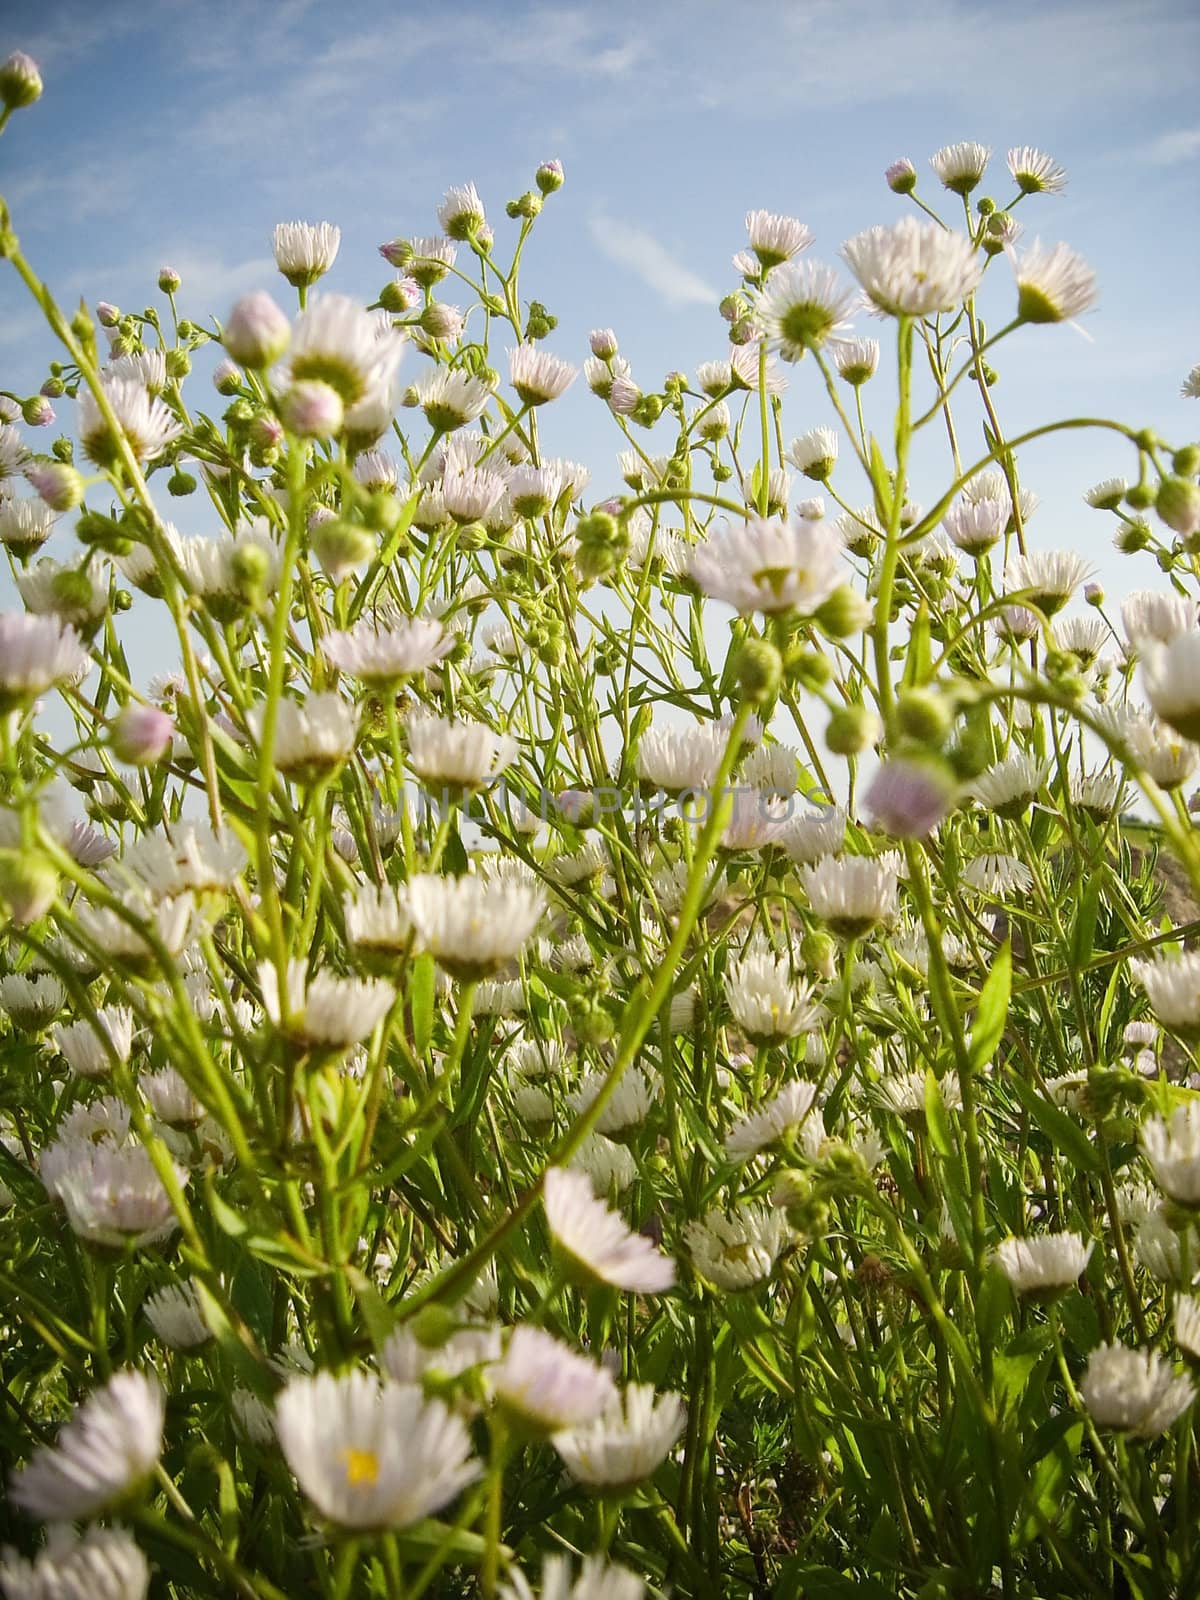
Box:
[575,510,628,582]
[1155,476,1200,537]
[631,395,664,427]
[896,687,953,747]
[800,929,837,981]
[785,647,832,692]
[311,519,376,583]
[814,583,872,638]
[535,159,565,195]
[230,541,269,600]
[1125,480,1155,511]
[1172,444,1200,477]
[734,638,783,703]
[165,348,190,380]
[0,849,57,924]
[825,703,882,757]
[377,279,411,312]
[223,398,255,428]
[167,468,197,497]
[0,52,43,111]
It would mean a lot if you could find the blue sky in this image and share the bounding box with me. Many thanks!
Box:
[0,0,1197,675]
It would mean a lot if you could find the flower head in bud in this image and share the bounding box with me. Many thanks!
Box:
[112,703,174,765]
[734,638,783,703]
[280,378,344,438]
[96,300,120,327]
[157,265,181,294]
[825,703,881,757]
[224,290,290,368]
[0,848,58,924]
[0,51,42,110]
[22,394,55,427]
[575,510,629,582]
[885,158,917,194]
[1155,476,1200,538]
[865,756,955,837]
[536,158,565,193]
[23,458,82,514]
[589,327,618,359]
[273,220,341,288]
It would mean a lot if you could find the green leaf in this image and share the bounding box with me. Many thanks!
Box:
[410,952,436,1057]
[903,602,933,688]
[969,939,1011,1073]
[1008,1073,1101,1173]
[1070,870,1102,971]
[924,1066,955,1159]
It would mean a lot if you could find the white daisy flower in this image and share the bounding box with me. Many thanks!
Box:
[323,615,452,683]
[490,1325,616,1435]
[788,427,839,481]
[0,421,29,479]
[635,719,727,793]
[833,337,879,384]
[232,1388,276,1446]
[1004,549,1093,615]
[273,220,341,287]
[569,1133,638,1195]
[688,515,844,616]
[1141,1102,1200,1203]
[1080,1344,1194,1439]
[1181,363,1200,400]
[0,1525,149,1600]
[442,463,507,523]
[745,209,812,268]
[970,753,1049,817]
[1084,476,1126,510]
[1143,632,1200,741]
[728,342,789,393]
[942,495,1008,555]
[0,613,85,713]
[380,1324,501,1390]
[1125,713,1199,790]
[960,852,1034,898]
[1014,240,1098,324]
[259,960,395,1048]
[406,715,517,790]
[756,262,857,360]
[781,807,846,864]
[552,1383,686,1488]
[1135,1209,1180,1281]
[249,692,357,781]
[343,884,412,958]
[275,1370,478,1529]
[696,359,733,397]
[115,826,246,899]
[1121,590,1198,651]
[52,1141,185,1250]
[1175,1294,1200,1360]
[543,1167,674,1292]
[289,294,404,407]
[725,1080,820,1160]
[0,497,57,558]
[842,218,983,317]
[930,141,991,194]
[437,182,487,239]
[725,947,819,1045]
[993,1232,1092,1296]
[406,872,544,980]
[685,1203,792,1289]
[508,344,577,405]
[1007,146,1067,194]
[501,1554,644,1600]
[140,1066,205,1127]
[78,377,183,467]
[143,1280,211,1349]
[0,971,65,1029]
[52,1006,133,1080]
[10,1369,164,1520]
[800,854,898,937]
[568,1065,657,1139]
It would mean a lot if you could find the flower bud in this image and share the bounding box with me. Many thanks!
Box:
[787,647,832,692]
[631,395,664,427]
[96,301,121,327]
[589,327,618,359]
[223,290,290,368]
[535,158,564,194]
[1125,481,1155,511]
[895,687,953,747]
[814,584,872,638]
[734,638,783,704]
[24,460,83,511]
[506,190,542,220]
[865,755,955,838]
[280,380,343,439]
[575,510,628,582]
[0,51,42,111]
[311,518,376,583]
[112,703,174,765]
[825,703,881,756]
[800,929,837,981]
[212,358,242,396]
[419,301,464,340]
[378,276,419,313]
[40,376,64,399]
[158,266,181,294]
[1172,444,1200,477]
[1084,581,1105,607]
[0,849,57,925]
[22,395,54,427]
[167,467,197,497]
[885,158,917,194]
[1155,476,1200,538]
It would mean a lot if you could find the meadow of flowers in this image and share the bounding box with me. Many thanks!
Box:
[2,44,1200,1600]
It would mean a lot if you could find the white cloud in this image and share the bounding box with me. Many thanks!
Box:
[588,216,717,309]
[1143,128,1200,165]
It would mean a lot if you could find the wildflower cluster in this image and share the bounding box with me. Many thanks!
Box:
[0,73,1199,1599]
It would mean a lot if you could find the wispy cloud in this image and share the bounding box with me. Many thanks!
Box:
[588,216,717,309]
[1142,127,1200,165]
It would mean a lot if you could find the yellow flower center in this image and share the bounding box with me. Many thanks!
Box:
[341,1447,380,1486]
